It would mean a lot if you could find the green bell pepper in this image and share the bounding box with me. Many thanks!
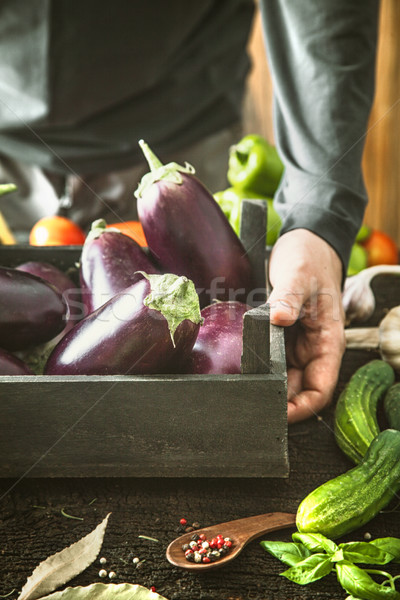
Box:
[227,134,284,197]
[214,186,281,246]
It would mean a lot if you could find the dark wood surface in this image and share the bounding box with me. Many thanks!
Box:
[1,348,399,600]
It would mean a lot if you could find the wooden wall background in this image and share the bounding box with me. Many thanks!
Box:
[244,0,400,244]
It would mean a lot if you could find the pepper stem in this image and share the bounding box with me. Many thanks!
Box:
[138,139,163,172]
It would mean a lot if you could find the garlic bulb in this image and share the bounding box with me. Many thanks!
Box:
[345,305,400,372]
[343,265,400,325]
[379,306,400,370]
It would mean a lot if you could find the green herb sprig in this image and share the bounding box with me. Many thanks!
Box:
[261,532,400,600]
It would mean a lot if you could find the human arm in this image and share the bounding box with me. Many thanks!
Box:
[258,0,380,422]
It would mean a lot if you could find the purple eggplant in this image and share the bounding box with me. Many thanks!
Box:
[16,260,82,334]
[0,347,33,375]
[135,140,255,307]
[0,266,69,351]
[79,219,160,315]
[45,272,202,375]
[182,301,251,374]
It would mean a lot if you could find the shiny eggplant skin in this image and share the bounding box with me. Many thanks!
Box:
[80,226,159,315]
[0,347,33,375]
[45,278,200,375]
[16,261,82,333]
[182,301,250,374]
[0,266,69,351]
[137,173,255,307]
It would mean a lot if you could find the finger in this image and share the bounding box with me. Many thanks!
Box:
[287,352,342,424]
[286,366,303,401]
[287,389,332,424]
[268,287,305,327]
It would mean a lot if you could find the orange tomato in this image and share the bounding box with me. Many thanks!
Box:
[361,229,399,266]
[29,216,86,246]
[107,220,147,247]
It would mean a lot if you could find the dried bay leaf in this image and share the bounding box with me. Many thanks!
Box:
[40,584,168,600]
[18,513,111,600]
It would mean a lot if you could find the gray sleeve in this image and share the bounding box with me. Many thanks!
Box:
[259,0,380,272]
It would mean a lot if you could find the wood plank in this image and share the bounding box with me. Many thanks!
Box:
[241,303,270,374]
[363,0,400,244]
[239,199,267,305]
[0,375,288,478]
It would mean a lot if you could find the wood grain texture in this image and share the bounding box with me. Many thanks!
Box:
[0,375,288,478]
[363,0,400,243]
[239,199,267,305]
[0,388,398,599]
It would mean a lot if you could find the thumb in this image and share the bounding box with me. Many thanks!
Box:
[267,286,304,327]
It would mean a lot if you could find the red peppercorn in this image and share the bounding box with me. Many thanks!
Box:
[199,533,206,541]
[202,556,211,563]
[179,518,187,525]
[150,586,156,593]
[224,540,232,548]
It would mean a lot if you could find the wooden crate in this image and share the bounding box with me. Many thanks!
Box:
[0,201,288,478]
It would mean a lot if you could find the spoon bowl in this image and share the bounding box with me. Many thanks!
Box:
[166,511,296,570]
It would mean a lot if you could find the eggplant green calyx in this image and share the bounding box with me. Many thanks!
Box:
[86,218,122,241]
[85,218,110,241]
[139,272,202,347]
[0,183,17,197]
[134,139,195,199]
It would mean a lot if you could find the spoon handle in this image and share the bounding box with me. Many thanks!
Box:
[225,512,296,546]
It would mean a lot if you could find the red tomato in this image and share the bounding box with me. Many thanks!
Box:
[361,229,399,266]
[29,216,86,246]
[107,220,147,247]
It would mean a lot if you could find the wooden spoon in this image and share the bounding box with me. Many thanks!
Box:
[166,511,296,570]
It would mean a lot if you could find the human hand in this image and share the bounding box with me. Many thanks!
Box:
[268,229,345,424]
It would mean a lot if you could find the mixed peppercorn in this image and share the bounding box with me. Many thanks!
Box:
[182,532,233,564]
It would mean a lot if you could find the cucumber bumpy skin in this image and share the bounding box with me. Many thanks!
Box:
[384,382,400,431]
[334,359,395,464]
[296,428,400,539]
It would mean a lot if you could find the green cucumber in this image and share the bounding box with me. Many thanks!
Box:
[334,359,395,464]
[384,383,400,431]
[296,428,400,539]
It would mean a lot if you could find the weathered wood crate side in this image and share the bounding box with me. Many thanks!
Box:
[0,201,288,478]
[0,373,287,478]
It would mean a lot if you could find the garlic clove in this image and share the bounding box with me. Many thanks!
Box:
[343,265,400,325]
[378,305,400,371]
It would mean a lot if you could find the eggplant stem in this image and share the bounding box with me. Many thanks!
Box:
[345,326,380,350]
[138,139,163,171]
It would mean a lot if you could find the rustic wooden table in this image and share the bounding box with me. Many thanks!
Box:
[1,346,399,600]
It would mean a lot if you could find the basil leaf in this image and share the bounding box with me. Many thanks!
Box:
[336,561,400,600]
[260,541,312,566]
[292,532,337,554]
[281,553,333,585]
[370,538,400,563]
[338,542,394,565]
